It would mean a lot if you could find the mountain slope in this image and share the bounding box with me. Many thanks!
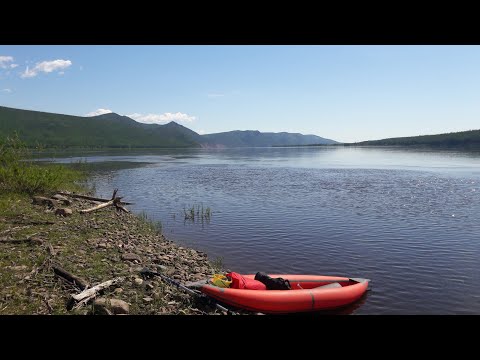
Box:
[352,130,480,148]
[0,106,337,148]
[0,106,200,148]
[201,130,337,147]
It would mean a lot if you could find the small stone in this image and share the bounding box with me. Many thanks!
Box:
[143,297,154,303]
[134,278,143,286]
[166,268,176,276]
[98,242,107,249]
[52,194,71,205]
[192,273,206,280]
[55,208,73,217]
[156,265,168,272]
[121,253,142,262]
[146,283,154,290]
[11,265,28,271]
[114,288,123,294]
[94,298,129,314]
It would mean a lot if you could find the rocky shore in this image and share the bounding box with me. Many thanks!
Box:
[0,191,224,315]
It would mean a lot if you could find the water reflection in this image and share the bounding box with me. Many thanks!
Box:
[45,147,480,314]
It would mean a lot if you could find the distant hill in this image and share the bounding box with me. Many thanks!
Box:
[0,106,337,148]
[202,130,337,147]
[0,106,200,148]
[351,130,480,149]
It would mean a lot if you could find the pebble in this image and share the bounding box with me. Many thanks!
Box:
[94,298,130,314]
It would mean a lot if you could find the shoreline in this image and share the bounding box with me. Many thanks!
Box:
[0,191,223,315]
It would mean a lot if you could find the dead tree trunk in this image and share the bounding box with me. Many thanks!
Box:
[68,277,124,310]
[79,200,114,213]
[79,189,130,214]
[52,264,89,290]
[57,192,133,205]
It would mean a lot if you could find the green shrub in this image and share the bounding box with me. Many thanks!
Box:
[0,134,85,195]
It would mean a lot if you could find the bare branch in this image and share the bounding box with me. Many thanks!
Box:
[79,200,114,214]
[52,264,89,290]
[69,277,124,310]
[56,192,133,205]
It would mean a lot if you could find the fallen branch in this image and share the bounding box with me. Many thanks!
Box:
[0,237,43,245]
[115,204,130,213]
[52,264,89,290]
[79,200,115,214]
[11,220,55,225]
[57,192,133,205]
[46,242,56,256]
[68,277,124,310]
[79,189,130,214]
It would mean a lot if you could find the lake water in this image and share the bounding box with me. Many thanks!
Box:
[46,147,480,314]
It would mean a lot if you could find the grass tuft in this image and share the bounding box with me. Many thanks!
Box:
[0,134,86,196]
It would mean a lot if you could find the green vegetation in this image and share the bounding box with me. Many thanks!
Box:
[349,129,480,149]
[210,256,225,273]
[0,135,86,195]
[202,130,337,147]
[183,204,212,222]
[0,106,201,149]
[0,106,337,149]
[138,210,163,234]
[0,135,220,315]
[0,192,216,315]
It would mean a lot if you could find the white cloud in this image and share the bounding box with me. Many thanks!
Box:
[0,56,14,69]
[85,108,113,116]
[21,66,36,78]
[2,88,12,93]
[127,112,196,124]
[58,71,65,75]
[207,93,225,98]
[21,59,72,78]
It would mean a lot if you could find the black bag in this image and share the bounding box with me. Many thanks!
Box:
[254,272,291,290]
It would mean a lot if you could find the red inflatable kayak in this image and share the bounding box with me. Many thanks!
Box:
[199,274,370,314]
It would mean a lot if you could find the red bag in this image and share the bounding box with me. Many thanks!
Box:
[226,272,267,290]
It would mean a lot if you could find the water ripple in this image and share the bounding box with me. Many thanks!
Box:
[80,147,480,314]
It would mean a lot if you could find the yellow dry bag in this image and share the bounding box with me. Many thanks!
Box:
[210,274,232,288]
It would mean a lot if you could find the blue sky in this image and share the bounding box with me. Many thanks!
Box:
[1,45,480,142]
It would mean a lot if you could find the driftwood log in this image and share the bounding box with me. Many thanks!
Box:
[52,264,89,290]
[79,200,115,213]
[79,189,130,214]
[57,192,133,205]
[68,277,124,310]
